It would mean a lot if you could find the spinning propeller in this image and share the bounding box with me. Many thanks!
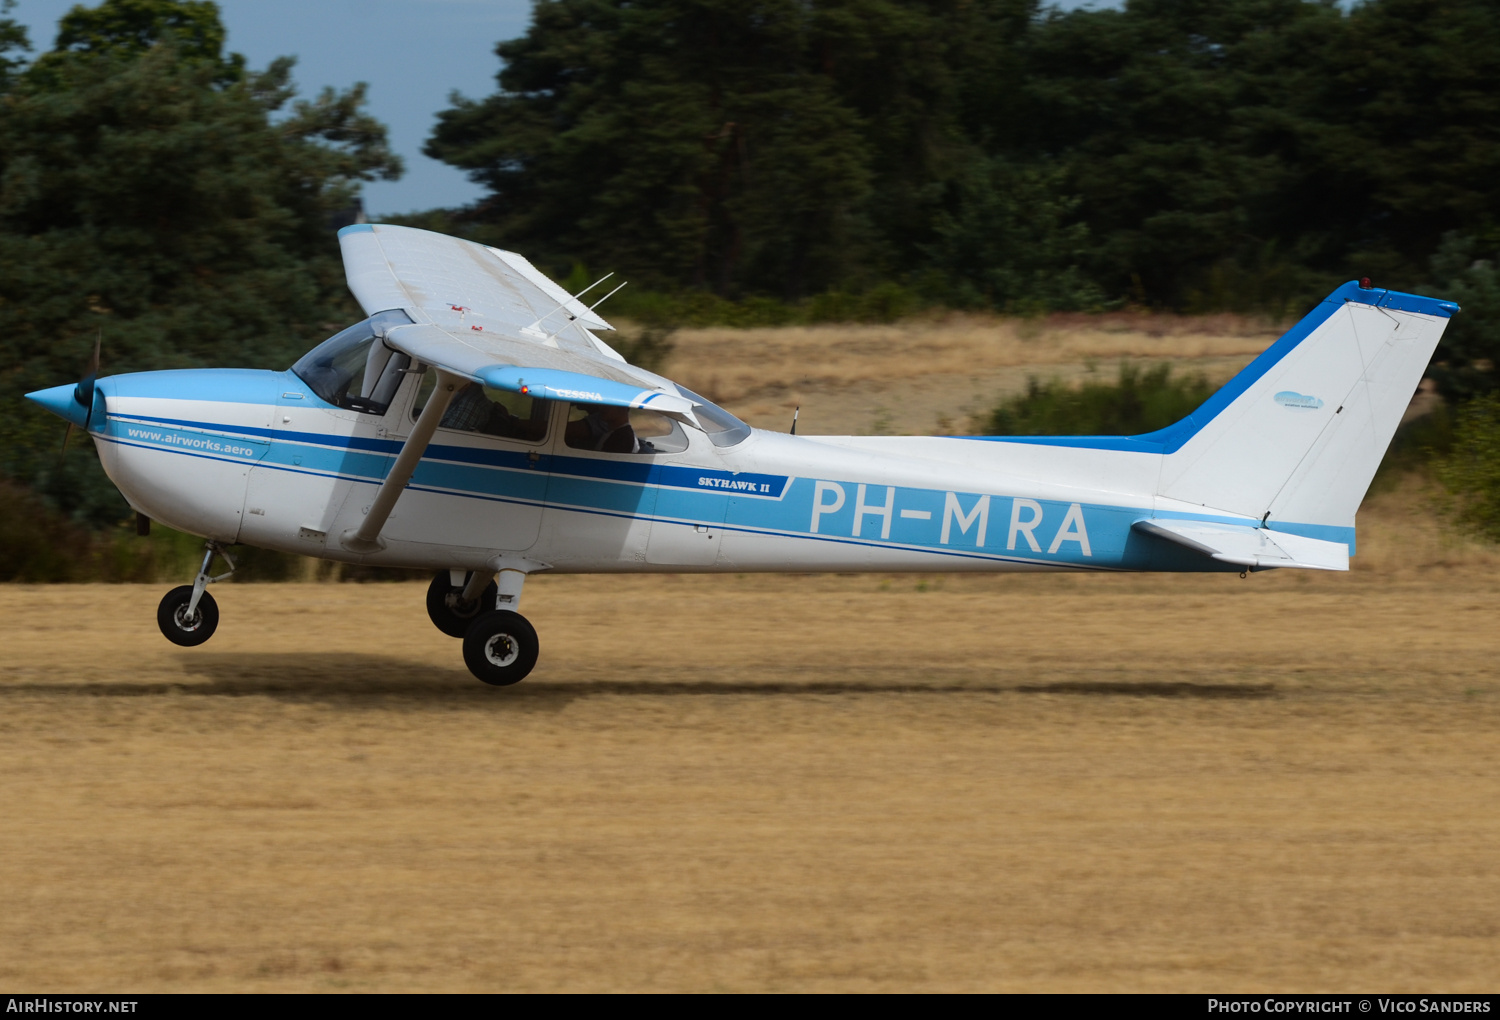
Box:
[60,332,102,455]
[25,331,105,456]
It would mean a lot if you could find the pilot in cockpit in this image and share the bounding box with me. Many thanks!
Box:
[565,403,640,453]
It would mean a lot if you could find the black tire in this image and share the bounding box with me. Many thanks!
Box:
[426,570,498,638]
[462,610,539,686]
[157,585,219,647]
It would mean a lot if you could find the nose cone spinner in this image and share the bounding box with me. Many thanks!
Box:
[26,382,99,428]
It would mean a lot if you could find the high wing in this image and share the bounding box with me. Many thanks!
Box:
[1132,518,1348,571]
[334,223,700,553]
[340,222,618,347]
[339,223,698,422]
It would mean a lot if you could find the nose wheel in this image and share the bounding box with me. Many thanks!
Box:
[462,610,539,686]
[157,542,234,647]
[157,585,219,646]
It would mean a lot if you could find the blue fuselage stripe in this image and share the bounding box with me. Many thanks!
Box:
[96,409,1352,571]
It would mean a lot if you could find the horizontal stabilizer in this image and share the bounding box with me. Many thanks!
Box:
[1132,518,1348,571]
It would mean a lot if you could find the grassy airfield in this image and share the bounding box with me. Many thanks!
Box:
[667,310,1279,435]
[2,315,1497,991]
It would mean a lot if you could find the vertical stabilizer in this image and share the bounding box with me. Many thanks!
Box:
[1151,282,1456,532]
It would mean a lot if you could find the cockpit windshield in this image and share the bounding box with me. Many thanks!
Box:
[674,386,752,447]
[291,309,414,414]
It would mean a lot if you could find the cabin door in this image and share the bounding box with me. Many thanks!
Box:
[375,369,552,553]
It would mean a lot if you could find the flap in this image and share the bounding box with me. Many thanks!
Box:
[1133,518,1348,571]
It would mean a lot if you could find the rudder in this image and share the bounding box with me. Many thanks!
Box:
[1151,282,1457,535]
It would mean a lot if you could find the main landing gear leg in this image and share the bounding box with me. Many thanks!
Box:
[426,569,498,637]
[157,542,235,647]
[462,566,539,686]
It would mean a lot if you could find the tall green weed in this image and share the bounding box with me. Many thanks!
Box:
[979,363,1215,437]
[1437,394,1500,543]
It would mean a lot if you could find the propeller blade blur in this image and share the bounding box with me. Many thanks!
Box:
[73,331,101,428]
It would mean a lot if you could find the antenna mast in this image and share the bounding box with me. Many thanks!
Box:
[542,281,628,342]
[522,273,614,337]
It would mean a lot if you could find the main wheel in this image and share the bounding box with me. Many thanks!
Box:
[157,585,219,647]
[426,571,498,638]
[462,610,539,686]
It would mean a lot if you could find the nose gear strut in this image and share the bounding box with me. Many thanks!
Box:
[156,542,236,647]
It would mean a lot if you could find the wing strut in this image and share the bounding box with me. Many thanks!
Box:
[340,369,463,554]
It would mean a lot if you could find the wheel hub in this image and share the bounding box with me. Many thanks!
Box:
[173,605,202,631]
[483,632,520,667]
[446,593,481,619]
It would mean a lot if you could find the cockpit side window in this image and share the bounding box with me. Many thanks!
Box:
[412,369,552,444]
[291,310,414,415]
[563,403,688,455]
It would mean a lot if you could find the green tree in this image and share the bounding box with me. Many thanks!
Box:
[921,156,1103,311]
[1000,0,1354,308]
[424,0,1500,313]
[0,0,401,525]
[1004,0,1500,307]
[53,0,231,61]
[1428,232,1500,402]
[428,0,865,297]
[428,0,1040,300]
[0,1,27,88]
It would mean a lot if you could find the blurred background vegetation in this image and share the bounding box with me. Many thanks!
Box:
[981,364,1215,439]
[3,0,1500,579]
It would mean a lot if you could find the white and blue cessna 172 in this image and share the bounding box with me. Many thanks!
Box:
[25,224,1459,685]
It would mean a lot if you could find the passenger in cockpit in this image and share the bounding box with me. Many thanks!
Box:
[442,383,545,441]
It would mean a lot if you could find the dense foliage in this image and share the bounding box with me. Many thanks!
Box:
[981,363,1215,437]
[1426,232,1500,402]
[430,0,1500,317]
[1438,394,1500,543]
[0,0,400,525]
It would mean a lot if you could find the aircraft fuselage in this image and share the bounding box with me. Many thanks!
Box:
[89,365,1256,578]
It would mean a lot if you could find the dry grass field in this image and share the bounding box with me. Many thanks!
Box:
[2,315,1497,992]
[664,310,1283,435]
